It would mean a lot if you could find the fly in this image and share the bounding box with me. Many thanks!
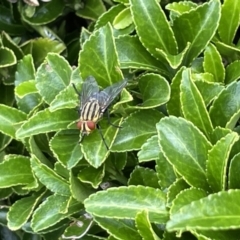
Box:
[72,76,127,150]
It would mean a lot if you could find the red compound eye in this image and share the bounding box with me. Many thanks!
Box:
[76,121,82,130]
[86,121,96,130]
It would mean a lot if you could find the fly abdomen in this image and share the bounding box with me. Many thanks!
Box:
[81,100,101,122]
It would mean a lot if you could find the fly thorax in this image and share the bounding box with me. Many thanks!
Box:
[81,100,101,122]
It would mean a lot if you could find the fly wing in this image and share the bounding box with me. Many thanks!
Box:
[96,79,127,112]
[80,76,99,109]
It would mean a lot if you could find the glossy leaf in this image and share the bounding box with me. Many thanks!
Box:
[130,0,177,60]
[170,188,207,215]
[203,43,225,83]
[157,116,212,191]
[36,53,72,104]
[194,80,224,107]
[31,195,82,232]
[95,217,141,240]
[180,69,213,138]
[0,155,34,188]
[156,152,176,190]
[31,156,71,196]
[79,23,123,88]
[15,80,37,98]
[76,0,106,20]
[172,0,221,66]
[225,60,240,84]
[167,67,185,116]
[128,166,159,188]
[218,0,240,44]
[16,108,77,139]
[50,129,83,169]
[138,135,159,162]
[81,118,122,168]
[137,73,170,109]
[207,132,239,192]
[0,47,16,67]
[228,153,240,189]
[112,110,163,151]
[136,210,161,240]
[95,4,135,37]
[209,81,240,129]
[7,191,45,230]
[0,104,27,138]
[115,36,168,75]
[22,0,65,25]
[78,165,105,189]
[167,190,240,231]
[84,186,168,223]
[113,7,132,29]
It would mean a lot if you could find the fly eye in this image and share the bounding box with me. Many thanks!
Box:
[76,121,82,130]
[87,121,96,130]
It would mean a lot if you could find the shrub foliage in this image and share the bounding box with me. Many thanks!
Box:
[0,0,240,239]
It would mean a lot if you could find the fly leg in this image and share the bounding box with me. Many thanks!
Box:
[96,124,109,150]
[72,83,81,96]
[106,108,122,128]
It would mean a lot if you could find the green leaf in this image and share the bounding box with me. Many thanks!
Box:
[138,135,160,162]
[166,67,185,116]
[229,153,240,189]
[22,0,65,25]
[14,55,38,113]
[113,7,132,29]
[218,0,240,44]
[76,0,106,20]
[203,43,225,83]
[172,0,221,66]
[36,53,72,104]
[166,1,198,22]
[0,6,26,35]
[50,129,83,169]
[137,73,170,109]
[32,195,82,232]
[180,69,213,138]
[128,166,159,188]
[207,132,239,192]
[0,133,11,152]
[78,165,105,189]
[31,156,71,196]
[225,60,240,84]
[136,210,161,240]
[15,80,37,98]
[167,179,189,205]
[95,4,135,37]
[167,190,240,231]
[1,31,24,60]
[194,81,224,107]
[209,81,240,129]
[95,217,141,240]
[170,188,207,215]
[112,110,163,151]
[81,118,122,168]
[156,152,176,190]
[0,47,16,67]
[115,36,168,76]
[62,214,94,239]
[16,108,77,139]
[157,116,212,191]
[84,186,168,224]
[7,191,45,230]
[0,155,34,188]
[130,0,177,60]
[79,23,123,88]
[70,173,95,203]
[0,104,27,138]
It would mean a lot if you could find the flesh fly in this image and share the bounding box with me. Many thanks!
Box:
[73,76,127,149]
